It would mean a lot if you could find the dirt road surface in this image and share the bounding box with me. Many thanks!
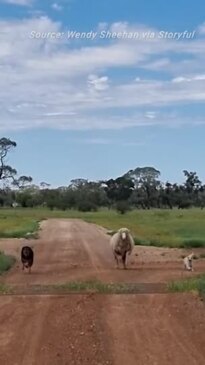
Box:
[0,219,205,364]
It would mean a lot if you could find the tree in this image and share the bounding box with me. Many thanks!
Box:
[104,176,134,204]
[0,186,15,207]
[0,138,17,183]
[125,167,161,208]
[124,167,160,188]
[116,200,130,214]
[40,182,50,189]
[69,179,88,190]
[160,182,174,209]
[183,170,201,194]
[13,175,33,189]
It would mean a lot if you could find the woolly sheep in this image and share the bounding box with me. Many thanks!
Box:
[110,228,134,269]
[183,252,194,271]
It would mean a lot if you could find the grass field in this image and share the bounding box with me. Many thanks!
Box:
[0,208,205,248]
[168,275,205,297]
[0,251,15,275]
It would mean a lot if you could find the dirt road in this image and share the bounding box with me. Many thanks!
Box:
[0,219,205,364]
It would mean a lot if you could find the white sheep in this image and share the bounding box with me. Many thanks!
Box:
[110,227,134,269]
[183,252,194,271]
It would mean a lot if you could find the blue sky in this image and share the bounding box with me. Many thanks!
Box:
[0,0,205,187]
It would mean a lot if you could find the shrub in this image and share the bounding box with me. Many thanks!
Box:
[0,251,15,274]
[77,200,98,212]
[180,239,205,248]
[168,275,205,298]
[116,201,130,214]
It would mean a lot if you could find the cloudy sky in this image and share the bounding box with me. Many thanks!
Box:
[0,0,205,186]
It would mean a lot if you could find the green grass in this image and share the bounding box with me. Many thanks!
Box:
[52,281,128,293]
[0,283,12,294]
[179,239,205,248]
[0,281,165,295]
[1,207,205,248]
[37,281,164,294]
[0,213,40,238]
[168,275,205,297]
[0,281,145,295]
[0,251,15,275]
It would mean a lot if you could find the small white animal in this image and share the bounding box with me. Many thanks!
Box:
[183,253,194,271]
[110,227,134,269]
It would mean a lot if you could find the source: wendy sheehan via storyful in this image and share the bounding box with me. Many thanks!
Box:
[29,29,197,41]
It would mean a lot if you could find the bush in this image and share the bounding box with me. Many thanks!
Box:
[180,239,205,248]
[178,201,192,209]
[0,251,15,274]
[77,200,98,212]
[168,275,205,297]
[134,237,150,246]
[116,201,130,214]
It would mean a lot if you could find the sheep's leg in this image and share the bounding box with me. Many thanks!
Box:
[22,263,24,270]
[122,252,127,270]
[114,253,119,269]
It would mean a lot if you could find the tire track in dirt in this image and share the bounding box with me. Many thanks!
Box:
[0,294,112,365]
[105,294,205,365]
[20,297,51,365]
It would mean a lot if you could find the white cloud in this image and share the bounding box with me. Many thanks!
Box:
[0,0,32,5]
[83,138,112,145]
[97,22,108,32]
[0,17,205,131]
[194,74,205,81]
[87,75,109,91]
[198,23,205,35]
[73,138,146,147]
[172,76,189,83]
[51,3,63,11]
[143,58,171,71]
[145,112,156,119]
[172,74,205,83]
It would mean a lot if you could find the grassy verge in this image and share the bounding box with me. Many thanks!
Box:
[168,275,205,297]
[0,283,12,294]
[13,281,165,295]
[52,281,130,294]
[0,281,166,295]
[1,207,205,248]
[0,251,15,275]
[0,212,40,239]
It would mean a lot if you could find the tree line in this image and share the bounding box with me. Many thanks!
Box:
[1,137,205,213]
